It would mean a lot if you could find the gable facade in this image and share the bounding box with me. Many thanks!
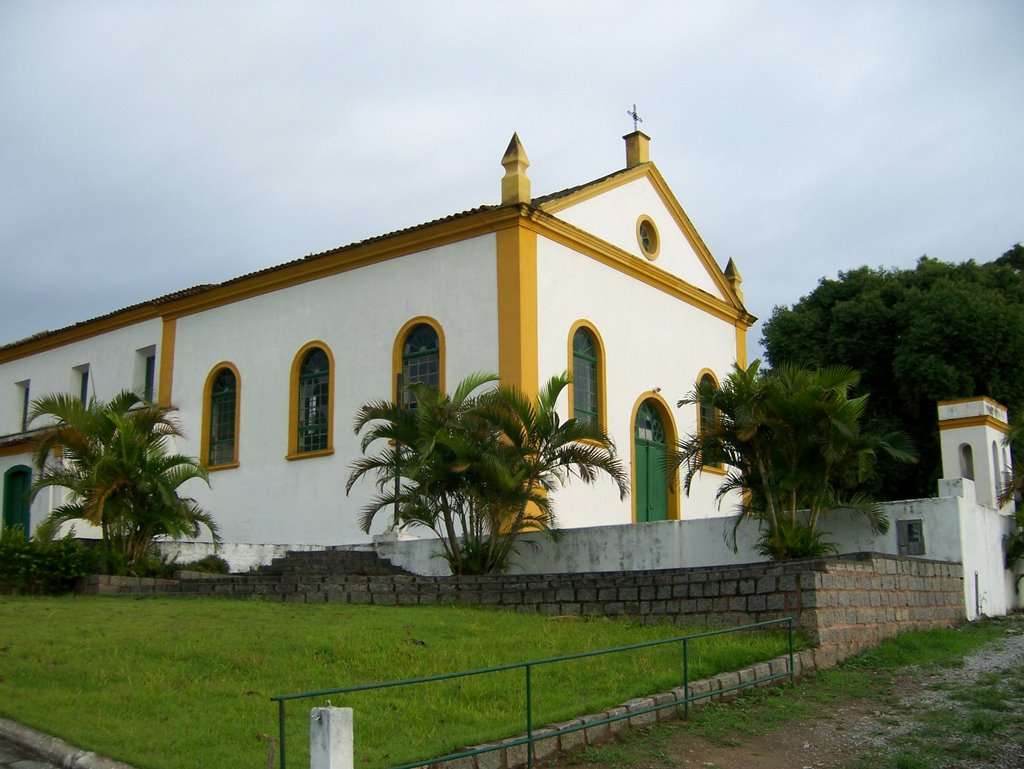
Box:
[0,132,754,561]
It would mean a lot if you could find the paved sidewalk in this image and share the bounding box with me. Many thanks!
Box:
[0,736,59,769]
[0,720,137,769]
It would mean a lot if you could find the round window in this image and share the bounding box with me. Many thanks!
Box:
[636,215,660,260]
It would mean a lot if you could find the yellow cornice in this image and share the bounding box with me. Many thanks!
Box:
[0,172,752,370]
[938,415,1010,434]
[0,439,33,457]
[538,163,747,314]
[0,306,161,364]
[0,207,521,364]
[538,166,651,215]
[161,208,520,321]
[523,210,755,327]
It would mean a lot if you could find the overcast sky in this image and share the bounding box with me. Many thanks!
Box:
[1,1,1021,360]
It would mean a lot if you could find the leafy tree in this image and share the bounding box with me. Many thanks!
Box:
[347,372,628,575]
[671,361,916,559]
[762,244,1024,499]
[30,391,219,573]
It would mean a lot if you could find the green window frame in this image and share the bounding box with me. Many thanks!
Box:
[208,368,237,466]
[402,324,439,407]
[635,401,666,445]
[699,374,717,434]
[572,328,599,424]
[297,348,330,453]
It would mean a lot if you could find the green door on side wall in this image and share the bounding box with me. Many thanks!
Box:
[3,466,32,539]
[635,401,668,522]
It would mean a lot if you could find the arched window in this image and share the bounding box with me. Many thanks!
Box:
[392,318,446,407]
[288,342,334,459]
[402,324,439,408]
[572,329,598,424]
[204,366,239,468]
[3,465,32,539]
[696,370,725,472]
[568,322,606,428]
[698,373,717,434]
[959,443,975,481]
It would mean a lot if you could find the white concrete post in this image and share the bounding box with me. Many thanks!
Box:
[310,707,353,769]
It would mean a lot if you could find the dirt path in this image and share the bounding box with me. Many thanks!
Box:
[559,619,1024,769]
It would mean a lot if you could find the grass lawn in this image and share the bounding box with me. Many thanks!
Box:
[0,596,795,769]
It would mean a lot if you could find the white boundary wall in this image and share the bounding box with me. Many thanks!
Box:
[376,476,1020,620]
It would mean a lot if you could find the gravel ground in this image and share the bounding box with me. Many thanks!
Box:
[561,615,1024,769]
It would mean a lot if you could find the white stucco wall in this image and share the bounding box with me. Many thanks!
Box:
[550,177,725,298]
[169,234,500,548]
[376,477,1019,622]
[938,406,1009,509]
[535,235,741,528]
[0,319,164,536]
[0,319,164,434]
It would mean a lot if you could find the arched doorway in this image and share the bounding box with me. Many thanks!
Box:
[634,399,671,522]
[3,465,32,539]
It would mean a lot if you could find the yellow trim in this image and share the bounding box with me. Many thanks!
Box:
[735,323,748,367]
[567,320,608,430]
[635,215,660,260]
[496,221,539,397]
[937,396,1008,411]
[0,306,162,364]
[161,208,521,322]
[287,341,336,460]
[695,368,726,473]
[629,392,681,523]
[695,367,719,434]
[0,440,33,457]
[157,318,176,408]
[938,415,1010,434]
[200,362,241,471]
[391,317,447,403]
[700,464,728,477]
[525,212,756,327]
[0,208,523,364]
[538,164,747,314]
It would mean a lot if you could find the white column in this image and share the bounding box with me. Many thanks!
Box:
[310,707,353,769]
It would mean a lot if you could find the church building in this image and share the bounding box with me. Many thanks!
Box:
[0,131,754,564]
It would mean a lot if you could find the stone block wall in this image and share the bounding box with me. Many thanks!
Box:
[89,551,965,660]
[799,553,964,656]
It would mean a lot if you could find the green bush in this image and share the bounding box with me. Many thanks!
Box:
[0,526,95,595]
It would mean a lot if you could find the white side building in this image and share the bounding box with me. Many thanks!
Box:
[0,132,754,566]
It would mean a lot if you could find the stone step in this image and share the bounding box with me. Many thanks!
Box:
[259,548,412,577]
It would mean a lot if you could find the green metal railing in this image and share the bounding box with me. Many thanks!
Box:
[271,616,795,769]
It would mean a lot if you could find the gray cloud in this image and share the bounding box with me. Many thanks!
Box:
[1,1,1021,356]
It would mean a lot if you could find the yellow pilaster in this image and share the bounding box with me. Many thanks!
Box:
[496,222,539,397]
[158,318,176,408]
[735,323,748,368]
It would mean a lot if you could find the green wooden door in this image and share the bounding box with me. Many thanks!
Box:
[3,466,31,539]
[635,401,668,522]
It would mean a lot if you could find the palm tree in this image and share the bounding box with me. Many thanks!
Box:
[30,390,219,572]
[347,372,628,574]
[671,361,916,559]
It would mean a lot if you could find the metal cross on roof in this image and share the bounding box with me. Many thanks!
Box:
[627,104,643,132]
